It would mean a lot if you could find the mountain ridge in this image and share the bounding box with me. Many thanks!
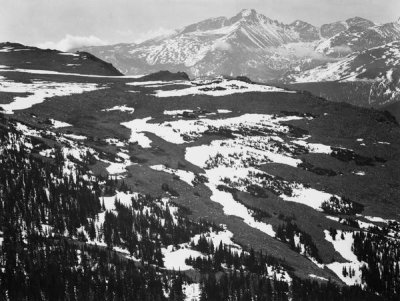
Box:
[72,9,400,87]
[0,41,123,76]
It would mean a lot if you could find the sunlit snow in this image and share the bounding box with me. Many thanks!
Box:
[163,109,193,115]
[324,230,366,286]
[281,185,337,211]
[162,246,205,271]
[49,119,72,128]
[103,152,135,177]
[102,105,135,113]
[100,191,138,211]
[154,79,293,97]
[151,165,196,186]
[209,186,276,237]
[309,274,328,281]
[63,133,87,140]
[122,113,303,147]
[183,283,201,301]
[217,109,232,114]
[0,78,102,113]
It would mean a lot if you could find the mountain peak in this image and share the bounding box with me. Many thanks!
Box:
[239,8,257,18]
[231,8,262,22]
[290,20,314,28]
[291,20,306,26]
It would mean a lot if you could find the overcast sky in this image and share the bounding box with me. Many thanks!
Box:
[1,0,399,51]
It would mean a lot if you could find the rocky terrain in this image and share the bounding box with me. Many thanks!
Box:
[0,44,399,299]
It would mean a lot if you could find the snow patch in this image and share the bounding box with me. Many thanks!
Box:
[292,140,332,154]
[309,274,328,281]
[163,109,193,115]
[103,152,135,177]
[325,230,366,286]
[162,246,205,271]
[154,79,293,97]
[102,105,135,113]
[209,187,275,237]
[150,165,196,186]
[63,133,87,140]
[100,191,139,211]
[50,119,72,128]
[183,283,201,301]
[0,78,102,114]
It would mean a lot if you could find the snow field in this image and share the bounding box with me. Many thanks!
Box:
[0,77,103,113]
[324,230,366,286]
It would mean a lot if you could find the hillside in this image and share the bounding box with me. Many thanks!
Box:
[1,44,400,299]
[0,42,123,76]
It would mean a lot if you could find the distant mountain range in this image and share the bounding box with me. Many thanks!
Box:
[73,10,400,81]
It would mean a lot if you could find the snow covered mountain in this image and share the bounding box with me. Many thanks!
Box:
[73,10,400,84]
[316,18,400,57]
[286,41,400,107]
[75,9,326,81]
[320,17,375,39]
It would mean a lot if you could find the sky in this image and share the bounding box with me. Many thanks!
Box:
[1,0,399,51]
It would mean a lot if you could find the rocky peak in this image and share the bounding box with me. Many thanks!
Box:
[238,8,258,18]
[345,17,375,29]
[290,20,320,42]
[228,8,267,25]
[290,20,310,28]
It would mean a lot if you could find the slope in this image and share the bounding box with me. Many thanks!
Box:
[1,43,400,299]
[0,42,123,76]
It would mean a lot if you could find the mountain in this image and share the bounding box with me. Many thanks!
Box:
[73,10,400,86]
[320,17,375,39]
[316,18,400,57]
[0,42,123,76]
[1,43,400,299]
[285,41,400,107]
[70,43,136,74]
[74,9,326,81]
